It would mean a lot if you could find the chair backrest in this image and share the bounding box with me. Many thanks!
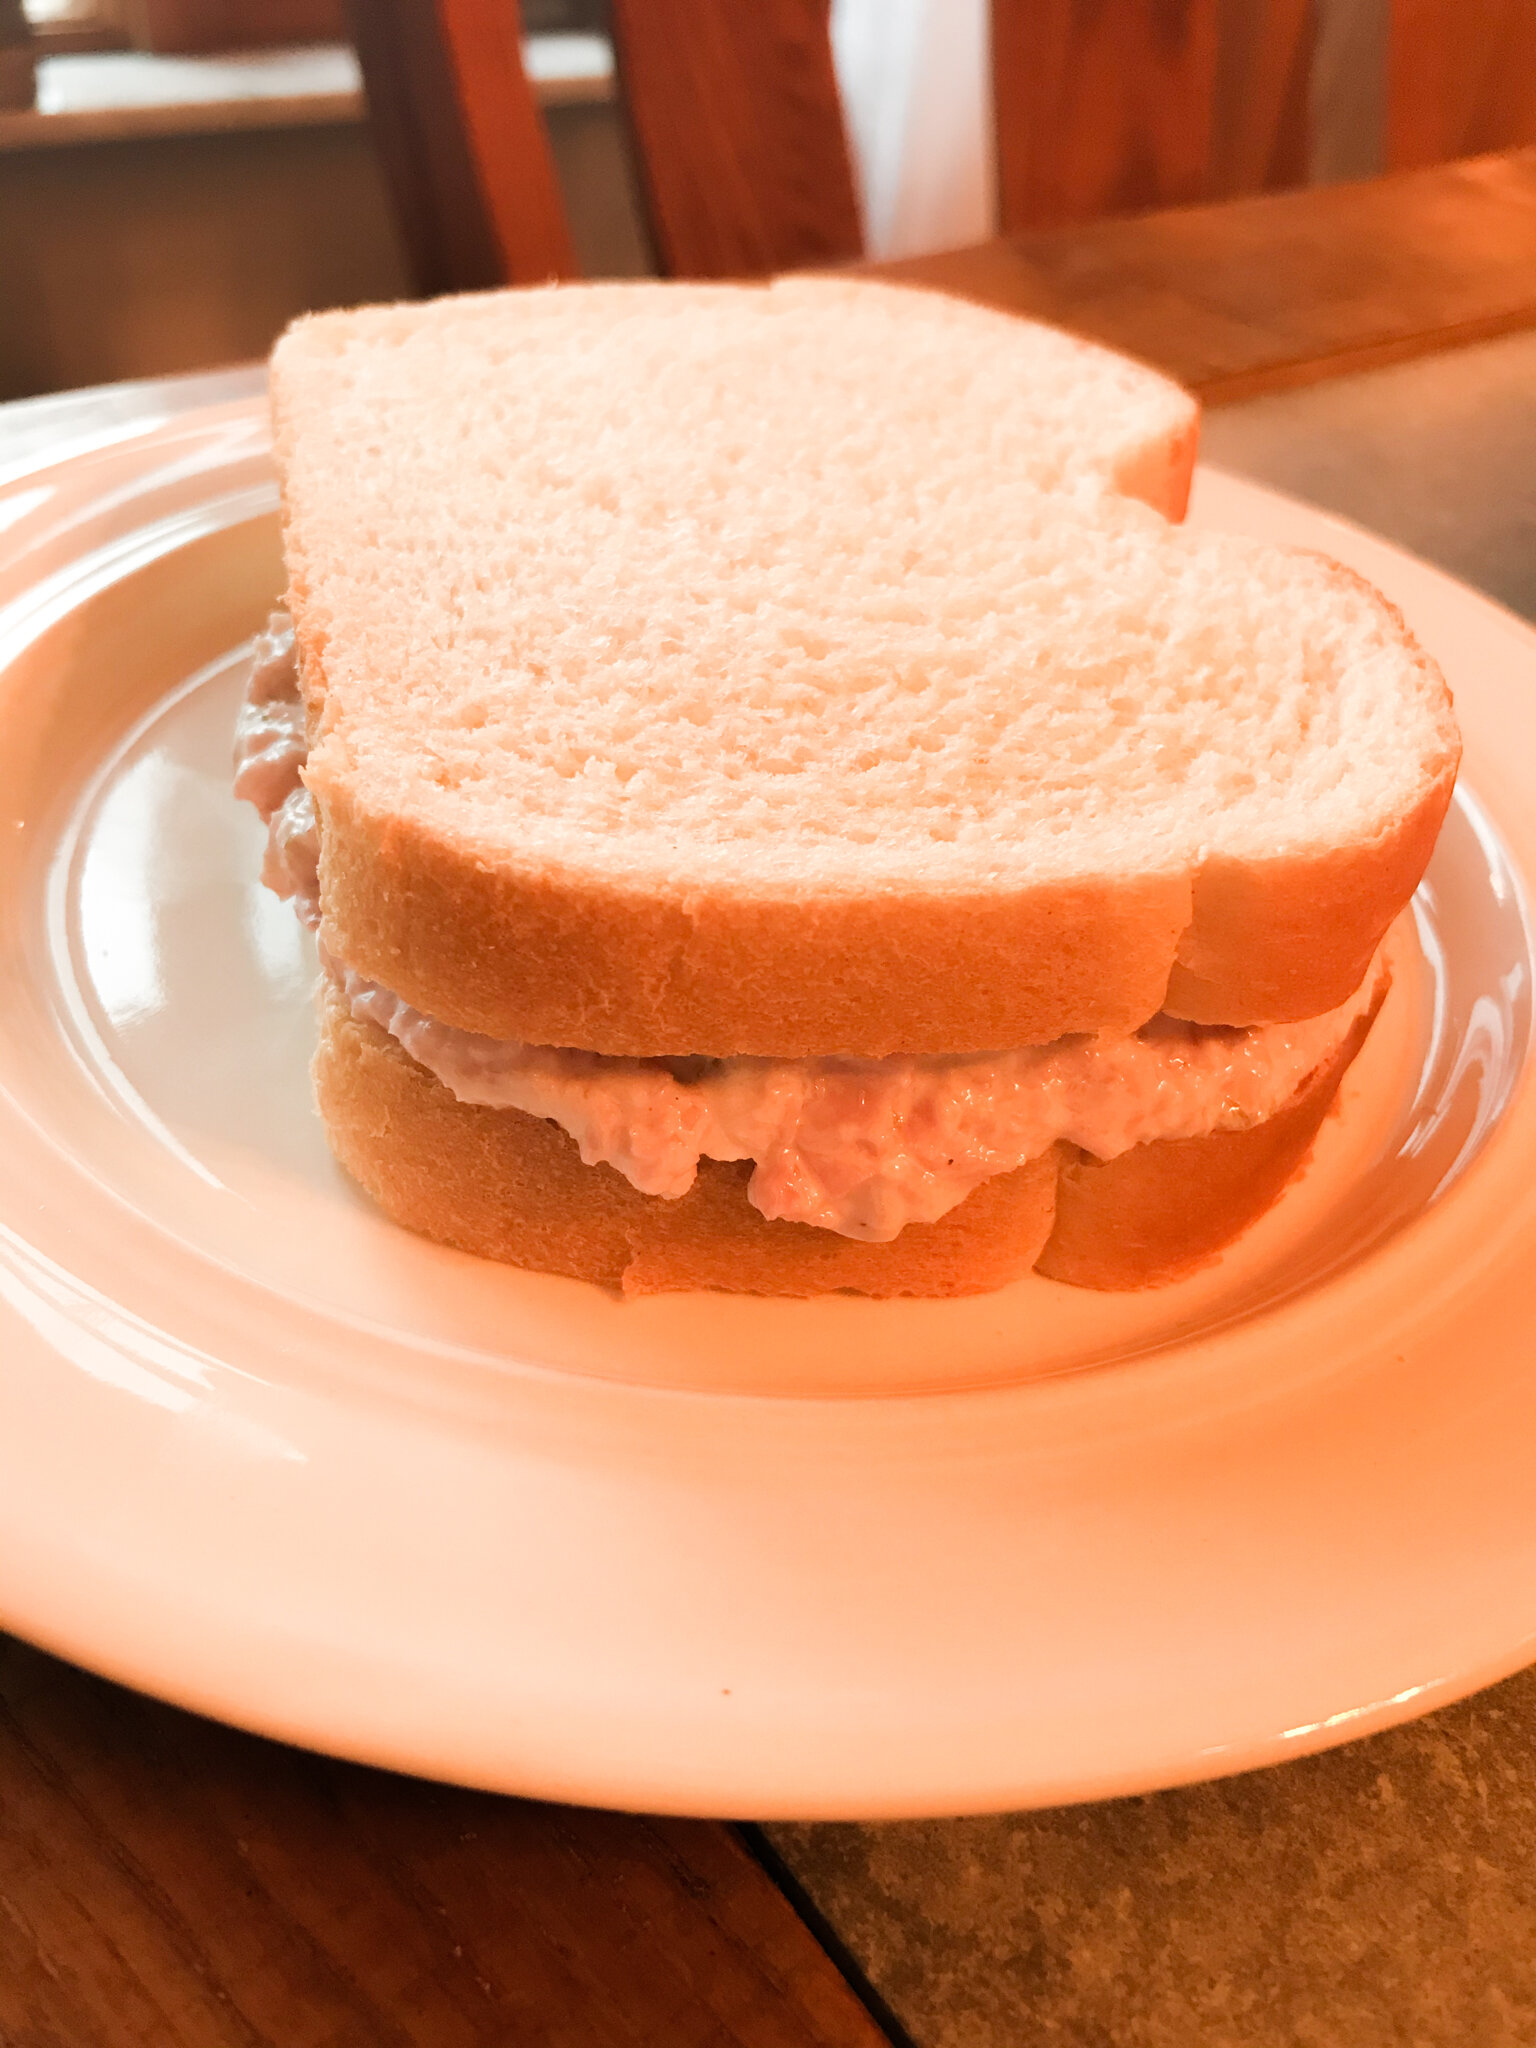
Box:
[349,0,576,295]
[1386,0,1536,168]
[607,0,862,278]
[351,0,1536,296]
[991,0,1313,231]
[350,0,855,289]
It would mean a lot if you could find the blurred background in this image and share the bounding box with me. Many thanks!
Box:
[2,0,1533,404]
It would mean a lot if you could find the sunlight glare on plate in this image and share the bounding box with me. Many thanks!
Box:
[0,485,54,537]
[246,876,311,992]
[75,750,173,1029]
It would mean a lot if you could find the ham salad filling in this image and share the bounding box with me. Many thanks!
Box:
[236,614,1378,1243]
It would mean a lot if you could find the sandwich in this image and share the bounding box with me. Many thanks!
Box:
[235,278,1459,1297]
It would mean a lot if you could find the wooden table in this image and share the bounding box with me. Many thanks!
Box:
[0,1639,896,2047]
[875,146,1536,403]
[4,151,1536,2047]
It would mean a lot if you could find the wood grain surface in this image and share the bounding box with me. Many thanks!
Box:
[346,0,510,298]
[435,0,578,284]
[1209,0,1313,195]
[869,148,1536,401]
[991,0,1313,233]
[0,1635,891,2048]
[1388,0,1536,169]
[609,0,862,277]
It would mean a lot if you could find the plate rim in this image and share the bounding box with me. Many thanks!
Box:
[2,398,1536,1819]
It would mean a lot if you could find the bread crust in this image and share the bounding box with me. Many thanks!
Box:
[311,740,1450,1055]
[313,987,1379,1297]
[1112,406,1199,523]
[314,792,1194,1055]
[1163,572,1457,1026]
[1036,997,1381,1289]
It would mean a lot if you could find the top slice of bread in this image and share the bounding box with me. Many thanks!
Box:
[270,277,1458,1057]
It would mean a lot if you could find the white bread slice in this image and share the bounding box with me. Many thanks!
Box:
[270,278,1456,1057]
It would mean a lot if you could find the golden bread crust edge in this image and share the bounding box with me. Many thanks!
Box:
[313,987,1381,1298]
[1113,406,1198,522]
[310,796,1195,1056]
[306,741,1449,1055]
[1166,568,1457,1024]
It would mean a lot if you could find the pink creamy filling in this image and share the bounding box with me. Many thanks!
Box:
[236,615,1376,1243]
[232,614,320,926]
[335,960,1373,1241]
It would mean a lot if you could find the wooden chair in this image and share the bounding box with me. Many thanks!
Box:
[991,0,1314,230]
[348,0,1536,295]
[349,0,861,290]
[348,0,577,294]
[1386,0,1536,168]
[609,0,861,278]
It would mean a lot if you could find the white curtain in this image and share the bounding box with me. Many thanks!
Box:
[829,0,996,259]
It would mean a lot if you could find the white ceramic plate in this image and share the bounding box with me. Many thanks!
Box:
[1,399,1534,1820]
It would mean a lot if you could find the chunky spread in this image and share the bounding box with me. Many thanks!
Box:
[237,615,1376,1243]
[232,614,320,924]
[335,960,1373,1240]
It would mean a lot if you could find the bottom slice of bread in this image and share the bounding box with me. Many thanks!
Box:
[314,988,1381,1297]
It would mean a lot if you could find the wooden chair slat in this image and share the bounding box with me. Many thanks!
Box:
[349,0,575,296]
[993,0,1315,234]
[348,0,510,297]
[1210,0,1314,194]
[436,0,579,282]
[1387,0,1536,168]
[993,0,1222,232]
[608,0,862,277]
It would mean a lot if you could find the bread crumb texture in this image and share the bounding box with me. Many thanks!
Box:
[270,278,1458,1053]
